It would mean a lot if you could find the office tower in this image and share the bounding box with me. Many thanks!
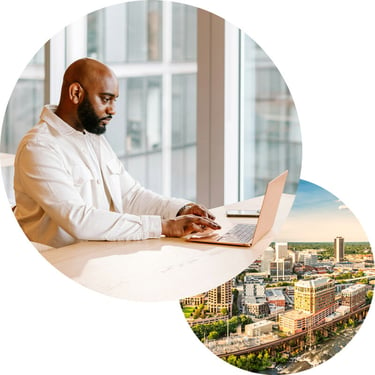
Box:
[275,242,288,260]
[294,277,336,314]
[261,247,275,273]
[270,258,293,280]
[334,236,345,262]
[288,249,297,263]
[279,277,336,333]
[207,280,233,315]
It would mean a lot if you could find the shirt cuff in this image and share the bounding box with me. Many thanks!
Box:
[140,215,162,238]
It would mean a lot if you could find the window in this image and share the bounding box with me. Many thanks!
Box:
[0,1,301,208]
[87,1,197,198]
[0,47,44,204]
[240,35,301,199]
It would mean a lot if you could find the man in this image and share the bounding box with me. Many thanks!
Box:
[13,58,220,248]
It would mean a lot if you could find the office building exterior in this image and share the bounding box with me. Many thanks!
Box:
[275,242,288,260]
[294,277,336,314]
[334,236,345,262]
[270,258,293,280]
[261,247,275,274]
[279,277,336,334]
[244,278,266,297]
[244,298,270,318]
[341,284,367,312]
[304,254,318,267]
[207,280,233,315]
[243,278,269,317]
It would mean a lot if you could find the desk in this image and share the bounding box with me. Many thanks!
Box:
[41,194,294,302]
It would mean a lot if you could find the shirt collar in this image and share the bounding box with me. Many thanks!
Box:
[40,104,84,136]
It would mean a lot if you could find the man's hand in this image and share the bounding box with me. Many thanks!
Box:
[162,215,221,238]
[177,203,215,220]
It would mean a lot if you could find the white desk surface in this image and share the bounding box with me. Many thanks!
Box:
[41,194,294,302]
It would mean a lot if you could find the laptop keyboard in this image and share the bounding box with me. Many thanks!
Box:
[217,223,256,244]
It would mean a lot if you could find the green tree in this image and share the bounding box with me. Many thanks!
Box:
[207,330,219,340]
[236,355,248,370]
[227,355,237,366]
[220,307,228,315]
[366,290,373,304]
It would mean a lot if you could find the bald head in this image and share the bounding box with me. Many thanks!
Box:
[61,58,117,94]
[55,58,119,134]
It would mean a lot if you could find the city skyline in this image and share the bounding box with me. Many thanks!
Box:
[276,180,368,243]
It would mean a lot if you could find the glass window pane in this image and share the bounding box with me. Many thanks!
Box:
[147,152,162,193]
[87,10,104,60]
[104,4,126,63]
[127,1,148,62]
[172,3,197,61]
[0,48,44,203]
[241,36,302,198]
[125,76,162,154]
[87,1,162,63]
[126,77,146,154]
[171,74,196,200]
[146,78,162,151]
[147,0,163,61]
[124,76,163,191]
[127,0,162,62]
[1,80,43,153]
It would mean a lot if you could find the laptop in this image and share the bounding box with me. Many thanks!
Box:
[187,170,288,247]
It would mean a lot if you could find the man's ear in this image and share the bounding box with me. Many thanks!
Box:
[68,82,83,104]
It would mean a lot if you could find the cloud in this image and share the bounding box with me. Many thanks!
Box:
[338,204,348,210]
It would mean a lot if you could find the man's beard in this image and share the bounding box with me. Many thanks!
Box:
[77,96,111,135]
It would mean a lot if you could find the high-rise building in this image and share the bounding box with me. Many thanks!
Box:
[261,247,275,274]
[279,277,336,333]
[275,242,288,260]
[270,258,293,280]
[207,280,233,315]
[334,236,345,262]
[294,277,336,314]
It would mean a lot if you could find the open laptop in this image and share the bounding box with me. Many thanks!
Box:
[187,170,288,247]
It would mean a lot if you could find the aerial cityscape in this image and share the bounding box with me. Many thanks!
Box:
[180,181,373,374]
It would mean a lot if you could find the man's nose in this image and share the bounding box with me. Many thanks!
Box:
[107,102,116,115]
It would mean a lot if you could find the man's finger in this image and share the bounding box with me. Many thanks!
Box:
[196,217,221,230]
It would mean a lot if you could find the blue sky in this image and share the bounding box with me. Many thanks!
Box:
[276,180,368,242]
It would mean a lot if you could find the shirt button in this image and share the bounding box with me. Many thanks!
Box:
[96,179,101,184]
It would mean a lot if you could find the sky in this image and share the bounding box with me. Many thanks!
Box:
[276,180,369,243]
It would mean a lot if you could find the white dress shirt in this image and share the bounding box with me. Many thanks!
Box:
[13,105,188,248]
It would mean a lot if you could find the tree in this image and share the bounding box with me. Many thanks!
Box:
[220,307,228,315]
[366,290,373,304]
[207,330,219,340]
[236,355,248,370]
[227,355,237,366]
